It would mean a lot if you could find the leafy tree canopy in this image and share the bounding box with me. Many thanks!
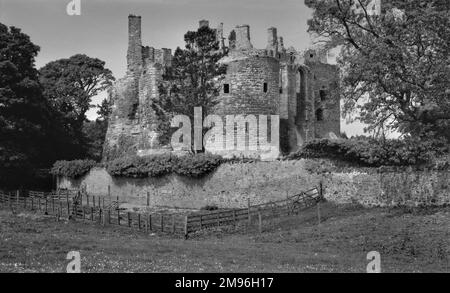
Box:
[0,23,53,169]
[39,54,115,132]
[152,26,227,147]
[305,0,450,141]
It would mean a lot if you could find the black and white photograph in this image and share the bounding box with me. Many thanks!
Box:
[0,0,449,278]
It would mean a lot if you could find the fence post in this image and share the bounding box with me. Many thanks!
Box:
[57,190,61,216]
[258,212,262,234]
[286,193,290,216]
[51,194,55,213]
[148,214,152,232]
[319,181,324,199]
[317,201,321,226]
[108,185,111,206]
[31,196,34,210]
[91,207,94,221]
[145,215,149,233]
[37,197,41,211]
[247,198,251,225]
[66,192,70,217]
[233,210,236,228]
[200,215,203,230]
[184,216,188,240]
[127,212,131,227]
[138,214,141,230]
[117,210,121,225]
[146,191,150,207]
[16,190,19,208]
[45,196,48,214]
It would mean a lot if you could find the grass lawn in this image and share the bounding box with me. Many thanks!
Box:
[0,202,448,273]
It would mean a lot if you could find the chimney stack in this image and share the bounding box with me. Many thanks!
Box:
[266,27,278,56]
[234,25,253,50]
[199,19,209,28]
[127,15,143,73]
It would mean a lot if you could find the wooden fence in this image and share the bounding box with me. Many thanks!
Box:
[186,185,324,234]
[0,184,324,239]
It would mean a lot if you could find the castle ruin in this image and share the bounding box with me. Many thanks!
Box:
[103,15,341,161]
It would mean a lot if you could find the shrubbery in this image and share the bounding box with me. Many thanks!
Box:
[286,137,448,167]
[106,155,176,178]
[174,154,223,177]
[106,153,224,178]
[50,159,97,178]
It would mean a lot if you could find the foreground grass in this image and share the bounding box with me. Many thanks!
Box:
[0,203,448,273]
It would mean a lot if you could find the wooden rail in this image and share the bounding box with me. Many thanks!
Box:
[0,183,324,239]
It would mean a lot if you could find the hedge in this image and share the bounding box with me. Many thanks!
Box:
[50,159,97,178]
[105,155,176,178]
[105,153,224,178]
[286,137,448,167]
[174,154,223,178]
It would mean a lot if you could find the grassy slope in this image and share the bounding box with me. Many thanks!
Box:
[0,203,448,273]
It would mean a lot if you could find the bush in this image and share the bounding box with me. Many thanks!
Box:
[106,154,176,178]
[51,159,97,178]
[286,137,448,167]
[106,153,223,178]
[174,153,223,178]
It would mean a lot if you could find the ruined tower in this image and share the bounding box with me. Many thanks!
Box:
[103,15,172,161]
[103,16,340,161]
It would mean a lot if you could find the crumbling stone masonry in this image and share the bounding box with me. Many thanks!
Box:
[103,15,172,161]
[103,15,341,161]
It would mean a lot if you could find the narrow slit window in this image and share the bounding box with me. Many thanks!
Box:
[224,84,230,94]
[263,82,268,93]
[316,109,324,121]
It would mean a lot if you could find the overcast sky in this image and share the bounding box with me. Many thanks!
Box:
[0,0,368,136]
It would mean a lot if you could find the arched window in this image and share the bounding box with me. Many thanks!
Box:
[316,109,324,121]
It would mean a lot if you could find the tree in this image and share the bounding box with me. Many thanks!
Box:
[96,96,113,122]
[39,54,115,135]
[82,97,112,161]
[305,0,450,141]
[152,26,227,148]
[0,23,57,187]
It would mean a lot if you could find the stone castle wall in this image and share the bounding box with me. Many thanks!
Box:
[58,160,450,210]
